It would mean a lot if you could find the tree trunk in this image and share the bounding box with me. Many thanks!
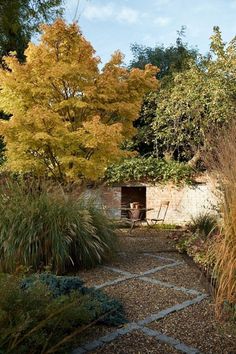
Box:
[187,150,201,168]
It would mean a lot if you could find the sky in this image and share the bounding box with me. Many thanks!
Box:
[64,0,236,66]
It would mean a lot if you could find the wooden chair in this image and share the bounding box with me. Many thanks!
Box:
[147,201,170,225]
[115,203,138,231]
[128,208,143,232]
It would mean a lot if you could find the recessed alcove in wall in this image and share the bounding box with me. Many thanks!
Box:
[121,186,146,219]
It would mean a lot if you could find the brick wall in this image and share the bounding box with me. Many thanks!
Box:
[146,181,218,224]
[82,186,120,218]
[85,176,218,225]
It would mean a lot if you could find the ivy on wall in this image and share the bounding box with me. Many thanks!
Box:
[105,157,194,184]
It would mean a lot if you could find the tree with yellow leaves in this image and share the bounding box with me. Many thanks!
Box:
[0,19,158,182]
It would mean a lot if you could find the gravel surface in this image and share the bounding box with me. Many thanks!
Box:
[91,331,181,354]
[117,232,177,253]
[76,267,121,287]
[149,299,236,354]
[103,279,193,322]
[71,232,236,354]
[105,253,171,274]
[155,251,188,262]
[71,325,116,348]
[148,263,207,293]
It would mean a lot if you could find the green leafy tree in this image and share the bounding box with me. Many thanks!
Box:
[0,0,63,62]
[130,27,198,81]
[153,27,236,166]
[128,28,199,155]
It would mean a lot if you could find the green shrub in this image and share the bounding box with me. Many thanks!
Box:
[176,233,216,270]
[189,212,218,239]
[21,273,125,326]
[105,157,193,184]
[177,213,219,270]
[0,179,117,273]
[177,212,219,270]
[21,273,84,297]
[0,273,126,354]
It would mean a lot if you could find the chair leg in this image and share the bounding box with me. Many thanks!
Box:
[146,221,152,233]
[130,221,135,233]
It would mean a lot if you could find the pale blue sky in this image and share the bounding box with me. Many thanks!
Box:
[64,0,236,65]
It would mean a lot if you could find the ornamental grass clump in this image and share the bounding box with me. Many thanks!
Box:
[207,124,236,319]
[0,179,116,273]
[189,212,218,239]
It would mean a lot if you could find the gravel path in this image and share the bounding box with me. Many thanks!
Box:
[73,231,236,354]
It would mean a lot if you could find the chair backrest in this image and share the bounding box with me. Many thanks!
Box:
[128,209,141,220]
[156,201,170,222]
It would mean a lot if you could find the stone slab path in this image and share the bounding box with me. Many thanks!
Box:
[72,233,236,354]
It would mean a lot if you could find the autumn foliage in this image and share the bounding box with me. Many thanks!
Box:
[0,19,158,181]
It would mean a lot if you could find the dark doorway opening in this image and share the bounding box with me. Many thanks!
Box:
[121,186,146,219]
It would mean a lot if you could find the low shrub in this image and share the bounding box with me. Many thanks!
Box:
[21,273,125,326]
[189,212,219,239]
[105,157,194,184]
[177,213,219,271]
[21,273,84,297]
[0,179,117,273]
[0,273,126,354]
[177,232,216,270]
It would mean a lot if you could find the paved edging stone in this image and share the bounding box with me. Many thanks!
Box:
[141,327,202,354]
[140,276,202,296]
[137,294,208,326]
[72,295,207,354]
[72,253,209,354]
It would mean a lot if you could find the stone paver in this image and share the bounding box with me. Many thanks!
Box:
[72,251,209,354]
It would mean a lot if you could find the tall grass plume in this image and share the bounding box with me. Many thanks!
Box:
[207,125,236,318]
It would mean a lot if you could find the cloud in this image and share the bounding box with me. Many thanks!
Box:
[83,3,113,21]
[154,16,171,27]
[82,2,140,24]
[117,7,139,24]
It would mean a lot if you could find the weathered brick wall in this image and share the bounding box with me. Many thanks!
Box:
[85,176,218,225]
[146,181,218,224]
[83,186,121,218]
[101,186,121,218]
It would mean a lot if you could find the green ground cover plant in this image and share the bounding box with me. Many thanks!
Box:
[149,223,180,230]
[0,178,117,273]
[0,273,126,354]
